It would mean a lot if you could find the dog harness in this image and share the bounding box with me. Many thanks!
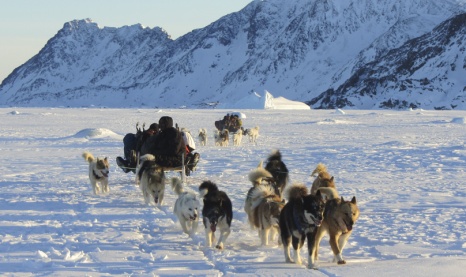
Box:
[293,213,316,234]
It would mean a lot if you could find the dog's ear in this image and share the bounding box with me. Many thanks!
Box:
[330,176,334,181]
[315,190,327,202]
[341,196,345,202]
[351,196,357,204]
[104,157,108,162]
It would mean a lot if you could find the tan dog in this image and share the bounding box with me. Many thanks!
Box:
[309,193,360,269]
[247,126,260,143]
[198,128,207,146]
[310,163,335,195]
[250,185,284,246]
[244,163,273,228]
[82,151,109,195]
[233,128,243,146]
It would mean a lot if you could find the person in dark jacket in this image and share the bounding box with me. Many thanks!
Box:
[116,123,158,173]
[142,116,186,168]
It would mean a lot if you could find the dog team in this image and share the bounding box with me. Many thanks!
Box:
[82,146,359,269]
[210,126,260,147]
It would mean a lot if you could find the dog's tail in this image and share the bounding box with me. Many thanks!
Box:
[316,187,339,200]
[311,163,327,177]
[250,185,279,209]
[136,154,156,180]
[267,149,282,162]
[286,183,308,200]
[171,177,184,195]
[248,167,272,186]
[139,154,155,163]
[199,180,218,198]
[82,151,95,163]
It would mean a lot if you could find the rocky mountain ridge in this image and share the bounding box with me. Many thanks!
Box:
[0,0,465,109]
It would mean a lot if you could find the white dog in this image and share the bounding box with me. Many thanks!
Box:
[137,154,166,206]
[171,177,201,237]
[247,126,260,143]
[198,128,207,146]
[82,151,109,195]
[233,128,243,146]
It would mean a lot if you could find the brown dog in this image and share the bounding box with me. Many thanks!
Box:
[309,194,360,269]
[310,163,335,195]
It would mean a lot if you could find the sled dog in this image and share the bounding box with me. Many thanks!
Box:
[244,164,275,228]
[137,154,166,206]
[171,177,200,237]
[199,181,233,249]
[250,184,284,246]
[82,151,109,195]
[216,129,229,147]
[264,150,289,197]
[310,163,335,195]
[247,126,260,143]
[310,193,360,269]
[279,184,325,267]
[198,128,207,146]
[233,128,243,146]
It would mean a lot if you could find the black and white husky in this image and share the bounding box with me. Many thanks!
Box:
[199,181,233,249]
[171,177,200,237]
[82,151,109,195]
[279,184,325,268]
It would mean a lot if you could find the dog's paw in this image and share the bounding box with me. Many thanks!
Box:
[285,258,294,263]
[307,264,318,270]
[337,260,346,265]
[215,244,224,250]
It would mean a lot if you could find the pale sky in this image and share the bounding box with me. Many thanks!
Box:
[0,0,252,82]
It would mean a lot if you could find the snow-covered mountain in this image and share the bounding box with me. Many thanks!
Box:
[0,0,465,109]
[310,12,466,110]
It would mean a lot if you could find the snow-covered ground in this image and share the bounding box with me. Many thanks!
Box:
[0,107,465,276]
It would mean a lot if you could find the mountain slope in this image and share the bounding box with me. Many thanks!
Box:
[0,0,464,108]
[310,12,466,110]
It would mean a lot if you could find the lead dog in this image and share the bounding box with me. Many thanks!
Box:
[137,154,166,206]
[279,184,325,267]
[82,151,109,195]
[199,181,233,249]
[310,190,360,269]
[310,163,335,195]
[171,177,200,237]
